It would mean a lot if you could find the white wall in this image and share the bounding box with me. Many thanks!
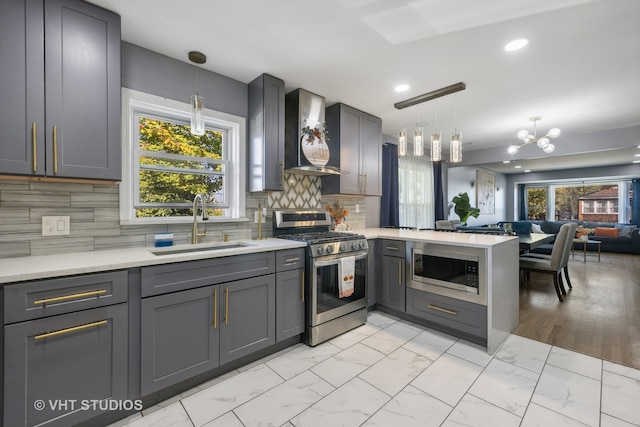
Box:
[447,166,507,226]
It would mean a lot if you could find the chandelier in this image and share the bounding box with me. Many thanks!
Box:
[508,116,560,155]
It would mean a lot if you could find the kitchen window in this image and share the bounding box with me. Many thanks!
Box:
[120,89,246,224]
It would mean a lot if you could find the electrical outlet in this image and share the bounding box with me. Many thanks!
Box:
[355,204,360,213]
[42,216,70,236]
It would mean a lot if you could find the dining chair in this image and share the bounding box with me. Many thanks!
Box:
[520,223,577,292]
[519,223,572,302]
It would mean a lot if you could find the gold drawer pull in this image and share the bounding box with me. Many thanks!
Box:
[398,259,402,286]
[224,287,229,326]
[285,257,300,264]
[53,125,58,174]
[34,289,108,305]
[301,270,305,302]
[35,320,108,340]
[31,122,37,172]
[213,289,218,329]
[427,305,457,316]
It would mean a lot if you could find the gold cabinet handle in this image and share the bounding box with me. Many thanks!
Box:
[301,270,305,302]
[285,257,300,264]
[427,305,457,316]
[52,125,58,174]
[213,289,218,329]
[35,320,107,340]
[33,289,107,305]
[364,173,367,194]
[31,122,37,172]
[398,259,402,286]
[281,162,285,188]
[386,246,399,251]
[224,287,229,325]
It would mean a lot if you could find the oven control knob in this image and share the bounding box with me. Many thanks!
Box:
[326,245,334,253]
[359,241,365,249]
[339,243,346,252]
[317,247,324,255]
[351,242,358,250]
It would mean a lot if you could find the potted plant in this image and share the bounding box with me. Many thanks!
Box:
[452,192,480,225]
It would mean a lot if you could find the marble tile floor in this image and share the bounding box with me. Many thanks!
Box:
[110,311,640,427]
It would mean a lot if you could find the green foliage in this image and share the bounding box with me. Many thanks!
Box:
[136,118,224,217]
[452,192,480,224]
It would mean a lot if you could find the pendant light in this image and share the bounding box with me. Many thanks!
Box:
[398,129,407,156]
[431,108,442,161]
[450,95,463,163]
[414,127,424,156]
[188,51,206,136]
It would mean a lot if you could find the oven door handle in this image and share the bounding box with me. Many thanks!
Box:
[313,251,368,267]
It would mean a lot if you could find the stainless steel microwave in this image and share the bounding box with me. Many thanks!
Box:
[409,244,487,305]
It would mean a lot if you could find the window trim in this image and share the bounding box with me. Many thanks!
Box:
[120,88,246,225]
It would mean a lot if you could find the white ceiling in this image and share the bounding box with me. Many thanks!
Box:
[89,0,640,173]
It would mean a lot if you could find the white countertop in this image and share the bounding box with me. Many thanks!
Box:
[0,238,306,284]
[359,228,518,248]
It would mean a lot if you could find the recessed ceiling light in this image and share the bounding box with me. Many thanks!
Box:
[633,160,640,164]
[502,160,511,164]
[514,165,522,169]
[394,84,410,92]
[524,170,531,173]
[635,153,640,157]
[505,38,529,52]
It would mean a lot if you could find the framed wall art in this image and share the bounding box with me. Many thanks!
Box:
[476,170,495,214]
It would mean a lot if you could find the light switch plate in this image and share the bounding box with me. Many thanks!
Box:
[42,216,70,236]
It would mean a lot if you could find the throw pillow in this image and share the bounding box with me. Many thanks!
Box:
[594,227,619,237]
[512,221,532,235]
[531,223,543,233]
[616,225,637,238]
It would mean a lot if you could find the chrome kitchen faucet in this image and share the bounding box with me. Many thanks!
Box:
[191,194,209,244]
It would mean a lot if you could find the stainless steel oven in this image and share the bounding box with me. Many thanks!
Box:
[274,210,369,346]
[409,243,487,305]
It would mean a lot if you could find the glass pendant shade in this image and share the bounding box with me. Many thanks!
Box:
[450,132,462,163]
[536,137,550,148]
[517,129,529,140]
[413,128,424,156]
[431,131,442,161]
[507,144,519,155]
[398,130,407,156]
[547,128,561,138]
[543,143,555,153]
[191,94,205,136]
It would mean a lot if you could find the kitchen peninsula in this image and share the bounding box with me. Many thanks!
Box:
[362,228,520,355]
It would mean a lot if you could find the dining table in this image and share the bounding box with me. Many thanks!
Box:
[518,233,555,251]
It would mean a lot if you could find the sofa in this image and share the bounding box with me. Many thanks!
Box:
[501,220,640,255]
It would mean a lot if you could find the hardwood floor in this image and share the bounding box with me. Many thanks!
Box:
[514,250,640,370]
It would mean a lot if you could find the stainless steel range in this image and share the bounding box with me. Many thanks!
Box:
[273,210,368,346]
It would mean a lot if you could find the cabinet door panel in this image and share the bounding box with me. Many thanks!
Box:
[276,269,304,341]
[0,0,45,175]
[339,106,362,194]
[381,255,405,311]
[220,275,275,365]
[141,286,219,395]
[4,304,128,427]
[44,0,121,179]
[361,113,382,196]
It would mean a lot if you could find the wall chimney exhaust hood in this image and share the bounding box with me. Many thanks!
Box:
[285,89,341,175]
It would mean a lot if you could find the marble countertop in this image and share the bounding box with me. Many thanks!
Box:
[0,238,306,284]
[358,228,518,248]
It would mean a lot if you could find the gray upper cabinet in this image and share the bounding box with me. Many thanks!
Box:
[0,0,121,180]
[321,103,382,196]
[248,74,285,191]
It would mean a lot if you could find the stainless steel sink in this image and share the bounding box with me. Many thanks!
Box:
[151,243,251,256]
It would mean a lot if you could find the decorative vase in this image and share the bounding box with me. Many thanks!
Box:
[301,136,330,167]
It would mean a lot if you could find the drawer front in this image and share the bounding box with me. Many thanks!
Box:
[141,252,275,297]
[382,239,406,257]
[275,248,305,272]
[406,288,487,339]
[3,271,128,324]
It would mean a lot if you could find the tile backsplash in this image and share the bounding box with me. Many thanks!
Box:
[0,176,367,259]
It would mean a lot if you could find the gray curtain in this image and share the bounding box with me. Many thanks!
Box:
[380,144,399,227]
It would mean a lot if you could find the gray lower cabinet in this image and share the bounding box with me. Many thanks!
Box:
[406,288,488,340]
[379,240,406,311]
[0,0,121,180]
[219,275,276,364]
[276,269,305,341]
[141,285,220,395]
[4,303,128,427]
